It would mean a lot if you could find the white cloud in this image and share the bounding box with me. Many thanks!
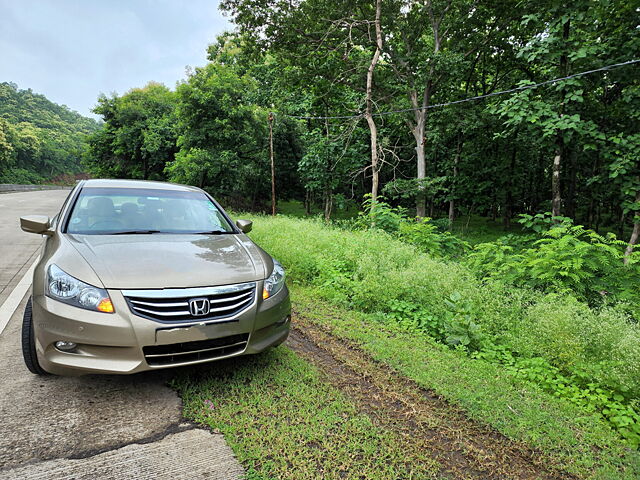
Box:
[0,0,232,117]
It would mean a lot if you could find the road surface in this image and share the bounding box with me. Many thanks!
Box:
[0,189,243,479]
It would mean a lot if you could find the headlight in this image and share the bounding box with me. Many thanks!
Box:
[46,264,114,313]
[262,259,285,300]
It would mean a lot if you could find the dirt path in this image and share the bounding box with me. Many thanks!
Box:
[287,312,573,480]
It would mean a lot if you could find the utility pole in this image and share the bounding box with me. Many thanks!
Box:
[268,112,276,216]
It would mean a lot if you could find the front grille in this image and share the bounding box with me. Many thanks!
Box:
[123,282,256,323]
[144,333,249,366]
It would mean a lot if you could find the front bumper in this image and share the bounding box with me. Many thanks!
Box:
[32,282,291,376]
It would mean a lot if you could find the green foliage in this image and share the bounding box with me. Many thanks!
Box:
[382,292,485,352]
[356,196,470,257]
[442,292,484,351]
[474,346,640,448]
[518,211,573,233]
[467,219,640,309]
[383,299,443,338]
[85,82,178,180]
[0,82,99,182]
[0,167,44,184]
[165,62,303,209]
[248,214,640,448]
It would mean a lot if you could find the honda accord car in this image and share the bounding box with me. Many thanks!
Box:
[19,179,290,375]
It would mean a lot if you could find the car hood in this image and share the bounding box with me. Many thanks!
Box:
[67,233,266,289]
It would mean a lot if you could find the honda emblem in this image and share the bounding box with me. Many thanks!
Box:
[189,297,210,316]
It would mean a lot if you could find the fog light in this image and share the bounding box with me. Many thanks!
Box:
[55,341,77,352]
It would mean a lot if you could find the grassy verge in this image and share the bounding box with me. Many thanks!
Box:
[238,213,639,478]
[171,348,440,480]
[291,284,640,479]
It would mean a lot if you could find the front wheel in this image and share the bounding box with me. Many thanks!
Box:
[21,296,48,375]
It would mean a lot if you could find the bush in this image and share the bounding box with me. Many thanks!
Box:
[355,196,469,257]
[466,220,640,312]
[0,168,45,184]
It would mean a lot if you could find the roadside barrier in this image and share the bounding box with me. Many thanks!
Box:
[0,184,72,193]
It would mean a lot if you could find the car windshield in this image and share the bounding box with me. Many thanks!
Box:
[65,187,234,235]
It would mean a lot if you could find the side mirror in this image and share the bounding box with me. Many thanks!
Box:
[236,219,253,234]
[20,215,53,236]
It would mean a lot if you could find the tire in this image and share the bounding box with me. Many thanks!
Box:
[21,296,48,375]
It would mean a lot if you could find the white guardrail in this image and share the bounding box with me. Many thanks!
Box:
[0,184,72,193]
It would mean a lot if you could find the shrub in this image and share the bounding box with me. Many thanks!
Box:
[0,168,45,184]
[466,221,640,311]
[356,196,469,258]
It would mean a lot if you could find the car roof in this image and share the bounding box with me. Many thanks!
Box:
[81,179,201,192]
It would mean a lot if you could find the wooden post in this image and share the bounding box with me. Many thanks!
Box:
[268,112,276,216]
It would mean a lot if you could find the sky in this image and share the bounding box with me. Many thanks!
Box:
[0,0,232,117]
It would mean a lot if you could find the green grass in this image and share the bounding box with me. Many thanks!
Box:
[246,215,640,398]
[277,199,359,220]
[171,348,440,480]
[449,214,527,244]
[237,213,640,478]
[291,285,640,479]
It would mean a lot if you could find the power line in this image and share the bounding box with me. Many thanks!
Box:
[282,59,640,120]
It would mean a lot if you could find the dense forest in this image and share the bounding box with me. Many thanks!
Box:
[84,0,639,244]
[0,82,99,183]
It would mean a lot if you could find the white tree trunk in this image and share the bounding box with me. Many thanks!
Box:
[552,145,562,217]
[624,190,640,265]
[364,0,383,203]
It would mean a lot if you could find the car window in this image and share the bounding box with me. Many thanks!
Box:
[66,187,233,234]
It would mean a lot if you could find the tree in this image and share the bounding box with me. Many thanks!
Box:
[220,0,388,205]
[86,83,177,180]
[0,119,15,170]
[364,0,383,204]
[167,63,269,207]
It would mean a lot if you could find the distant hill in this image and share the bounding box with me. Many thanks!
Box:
[0,82,100,184]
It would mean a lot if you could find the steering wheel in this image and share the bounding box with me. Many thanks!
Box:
[89,219,124,230]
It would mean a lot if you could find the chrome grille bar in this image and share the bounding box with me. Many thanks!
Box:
[144,341,248,358]
[130,300,189,308]
[143,333,250,366]
[122,282,257,299]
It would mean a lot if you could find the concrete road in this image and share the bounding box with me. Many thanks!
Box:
[0,190,243,479]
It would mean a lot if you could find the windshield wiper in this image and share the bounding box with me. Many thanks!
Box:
[193,230,234,235]
[110,230,163,235]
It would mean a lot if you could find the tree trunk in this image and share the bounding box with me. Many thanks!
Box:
[268,112,276,216]
[413,107,427,218]
[413,2,443,218]
[624,191,640,265]
[323,188,333,223]
[552,145,562,217]
[566,148,577,219]
[553,19,570,218]
[364,0,383,204]
[448,137,462,228]
[504,140,517,229]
